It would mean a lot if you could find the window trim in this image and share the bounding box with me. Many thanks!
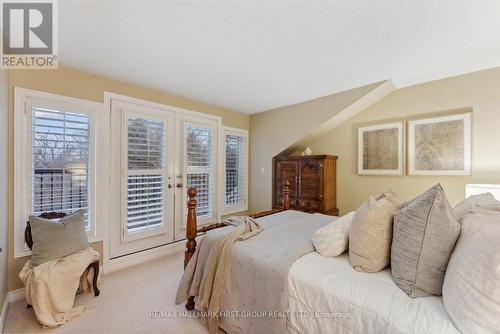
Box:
[222,126,249,215]
[14,87,105,258]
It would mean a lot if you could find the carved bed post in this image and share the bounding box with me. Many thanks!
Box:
[183,182,290,310]
[283,180,290,210]
[185,187,197,310]
[185,187,198,268]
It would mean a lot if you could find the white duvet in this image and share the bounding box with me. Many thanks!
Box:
[286,252,460,334]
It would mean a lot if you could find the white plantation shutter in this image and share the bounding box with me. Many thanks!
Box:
[126,117,166,234]
[31,107,92,228]
[185,124,215,220]
[223,128,248,212]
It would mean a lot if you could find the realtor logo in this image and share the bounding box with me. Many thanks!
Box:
[1,0,58,69]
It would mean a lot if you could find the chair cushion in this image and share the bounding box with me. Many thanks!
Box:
[349,191,402,272]
[29,210,89,267]
[443,206,500,334]
[391,184,460,297]
[312,211,355,257]
[453,192,499,222]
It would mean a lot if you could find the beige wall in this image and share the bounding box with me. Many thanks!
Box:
[7,66,249,292]
[249,82,387,212]
[304,67,500,214]
[0,71,8,315]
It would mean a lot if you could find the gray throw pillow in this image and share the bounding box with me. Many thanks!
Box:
[391,184,460,297]
[29,210,89,267]
[453,192,500,222]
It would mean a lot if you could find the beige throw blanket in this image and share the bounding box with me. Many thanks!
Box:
[198,216,262,333]
[19,247,100,328]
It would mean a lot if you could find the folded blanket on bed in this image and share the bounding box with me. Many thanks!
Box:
[176,210,333,334]
[19,247,100,328]
[198,216,262,333]
[220,215,257,227]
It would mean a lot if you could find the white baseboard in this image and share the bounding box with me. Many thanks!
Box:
[0,287,26,332]
[0,296,8,334]
[6,288,25,304]
[105,241,185,274]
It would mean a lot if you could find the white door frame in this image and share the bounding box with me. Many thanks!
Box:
[109,100,176,258]
[103,92,223,271]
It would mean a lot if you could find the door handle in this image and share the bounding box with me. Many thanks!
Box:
[176,183,183,188]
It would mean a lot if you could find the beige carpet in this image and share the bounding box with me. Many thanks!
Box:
[4,252,209,334]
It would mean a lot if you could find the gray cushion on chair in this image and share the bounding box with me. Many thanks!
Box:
[391,184,460,297]
[29,210,89,267]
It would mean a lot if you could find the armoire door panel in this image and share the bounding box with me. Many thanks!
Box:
[276,160,298,198]
[299,160,323,199]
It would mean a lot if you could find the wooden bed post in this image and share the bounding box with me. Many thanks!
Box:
[185,187,198,269]
[283,180,290,210]
[185,187,197,311]
[183,182,290,310]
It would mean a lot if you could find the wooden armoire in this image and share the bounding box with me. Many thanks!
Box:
[273,155,338,216]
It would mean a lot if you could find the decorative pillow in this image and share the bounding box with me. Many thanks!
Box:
[312,211,355,257]
[453,192,499,222]
[391,184,460,297]
[442,206,500,334]
[349,191,402,272]
[29,210,89,267]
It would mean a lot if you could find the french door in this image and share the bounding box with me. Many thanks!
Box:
[174,114,218,240]
[110,99,219,259]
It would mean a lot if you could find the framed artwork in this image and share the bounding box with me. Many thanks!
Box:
[408,113,471,175]
[357,122,404,175]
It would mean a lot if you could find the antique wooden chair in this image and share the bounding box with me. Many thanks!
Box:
[24,211,100,308]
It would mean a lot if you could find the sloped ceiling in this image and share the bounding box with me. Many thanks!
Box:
[59,1,500,114]
[279,80,395,156]
[249,80,394,211]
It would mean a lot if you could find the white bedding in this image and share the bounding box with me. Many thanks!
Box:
[286,252,460,334]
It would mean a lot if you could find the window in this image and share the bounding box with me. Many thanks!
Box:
[126,116,166,235]
[223,127,248,214]
[32,107,92,226]
[185,123,216,220]
[14,88,103,258]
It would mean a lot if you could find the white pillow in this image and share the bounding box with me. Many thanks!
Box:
[453,192,499,222]
[312,211,355,257]
[443,206,500,334]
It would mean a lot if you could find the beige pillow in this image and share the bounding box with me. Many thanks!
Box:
[349,191,402,273]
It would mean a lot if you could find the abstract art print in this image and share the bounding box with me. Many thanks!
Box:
[408,113,471,175]
[357,122,404,175]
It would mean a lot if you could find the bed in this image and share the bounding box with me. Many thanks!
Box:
[287,253,459,334]
[179,184,459,334]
